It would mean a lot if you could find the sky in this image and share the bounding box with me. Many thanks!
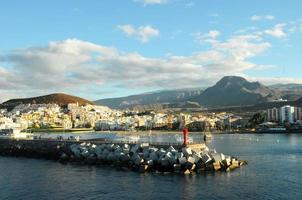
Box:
[0,0,302,101]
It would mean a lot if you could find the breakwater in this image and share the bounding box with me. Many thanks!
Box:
[0,138,246,174]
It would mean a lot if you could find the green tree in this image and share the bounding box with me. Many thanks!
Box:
[249,112,265,128]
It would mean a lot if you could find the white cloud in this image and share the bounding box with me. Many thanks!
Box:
[193,30,221,44]
[250,15,275,21]
[207,30,220,39]
[0,34,273,100]
[0,37,268,99]
[0,28,299,101]
[264,23,287,38]
[117,24,159,43]
[117,24,135,35]
[134,0,168,5]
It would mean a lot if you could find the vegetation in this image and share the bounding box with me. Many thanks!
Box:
[248,112,266,128]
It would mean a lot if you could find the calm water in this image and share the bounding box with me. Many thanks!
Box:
[1,134,302,200]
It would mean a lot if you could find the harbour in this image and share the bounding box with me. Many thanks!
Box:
[0,129,246,175]
[1,133,302,200]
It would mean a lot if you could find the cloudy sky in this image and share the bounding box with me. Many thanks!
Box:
[0,0,302,101]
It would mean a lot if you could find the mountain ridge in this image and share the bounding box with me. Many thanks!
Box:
[95,88,204,109]
[95,76,301,109]
[190,76,281,108]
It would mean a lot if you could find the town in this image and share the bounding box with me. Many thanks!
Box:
[1,102,302,137]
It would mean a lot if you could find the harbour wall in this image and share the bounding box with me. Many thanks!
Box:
[0,138,245,174]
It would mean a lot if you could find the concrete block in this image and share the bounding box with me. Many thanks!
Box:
[139,164,149,172]
[122,144,129,149]
[175,152,184,159]
[232,160,239,167]
[167,146,176,152]
[173,164,181,171]
[226,156,231,166]
[221,153,225,161]
[201,154,212,164]
[130,144,141,153]
[167,155,176,165]
[182,147,192,156]
[192,154,201,163]
[149,152,158,161]
[209,149,217,154]
[179,157,187,165]
[211,153,222,162]
[213,162,221,171]
[160,157,169,166]
[146,159,154,166]
[205,163,214,171]
[120,153,130,162]
[187,156,195,164]
[149,147,158,153]
[157,148,166,157]
[134,157,144,166]
[140,143,149,148]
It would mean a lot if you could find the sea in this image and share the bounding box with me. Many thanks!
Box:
[0,133,302,200]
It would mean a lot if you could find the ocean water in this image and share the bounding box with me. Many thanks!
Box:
[1,134,302,200]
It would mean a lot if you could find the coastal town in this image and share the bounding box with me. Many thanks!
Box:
[1,101,302,137]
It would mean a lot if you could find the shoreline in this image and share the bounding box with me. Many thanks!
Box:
[24,129,302,135]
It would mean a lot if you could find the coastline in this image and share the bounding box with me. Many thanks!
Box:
[25,129,302,135]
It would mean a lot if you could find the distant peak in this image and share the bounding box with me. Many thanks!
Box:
[216,76,248,86]
[219,76,247,82]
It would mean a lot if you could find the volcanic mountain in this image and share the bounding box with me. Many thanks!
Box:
[1,93,93,110]
[190,76,281,108]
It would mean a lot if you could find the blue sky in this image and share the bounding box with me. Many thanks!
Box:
[0,0,302,101]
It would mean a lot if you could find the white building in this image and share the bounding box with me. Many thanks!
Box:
[280,105,295,124]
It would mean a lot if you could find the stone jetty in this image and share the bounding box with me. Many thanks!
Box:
[64,142,247,174]
[0,139,247,174]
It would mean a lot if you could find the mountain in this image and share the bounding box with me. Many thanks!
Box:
[295,97,302,106]
[270,83,302,91]
[190,76,281,108]
[269,83,302,101]
[1,93,93,110]
[95,88,204,109]
[207,96,302,113]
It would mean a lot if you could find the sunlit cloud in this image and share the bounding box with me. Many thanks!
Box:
[250,15,275,21]
[117,24,160,43]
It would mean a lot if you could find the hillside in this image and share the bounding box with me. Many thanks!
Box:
[95,76,302,110]
[269,83,302,101]
[295,97,302,105]
[206,97,302,113]
[95,88,204,109]
[190,76,281,108]
[1,93,93,110]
